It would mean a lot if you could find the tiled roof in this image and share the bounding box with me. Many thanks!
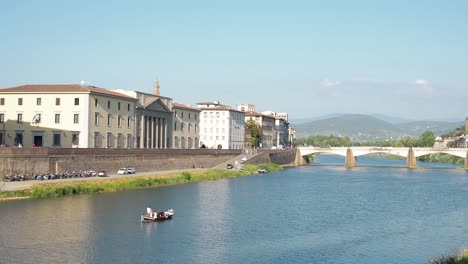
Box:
[0,84,138,100]
[173,102,200,111]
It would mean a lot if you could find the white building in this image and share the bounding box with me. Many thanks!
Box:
[197,101,245,149]
[172,102,200,149]
[0,84,137,148]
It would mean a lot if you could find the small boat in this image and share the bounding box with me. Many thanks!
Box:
[141,209,174,222]
[257,169,267,174]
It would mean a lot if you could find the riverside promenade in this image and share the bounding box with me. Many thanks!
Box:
[1,168,207,192]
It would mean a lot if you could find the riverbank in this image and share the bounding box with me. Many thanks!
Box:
[430,249,468,264]
[0,164,282,201]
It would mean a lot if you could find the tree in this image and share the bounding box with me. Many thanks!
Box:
[418,130,436,147]
[245,119,262,148]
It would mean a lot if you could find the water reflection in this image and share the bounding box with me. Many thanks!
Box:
[0,196,95,263]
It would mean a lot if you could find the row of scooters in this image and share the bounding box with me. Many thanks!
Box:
[4,170,98,182]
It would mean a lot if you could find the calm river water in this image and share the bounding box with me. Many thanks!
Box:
[1,156,467,264]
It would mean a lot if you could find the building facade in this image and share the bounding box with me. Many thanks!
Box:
[197,101,245,149]
[172,102,200,149]
[244,111,276,149]
[112,80,174,149]
[0,84,137,148]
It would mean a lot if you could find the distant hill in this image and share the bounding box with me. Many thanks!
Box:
[293,114,462,141]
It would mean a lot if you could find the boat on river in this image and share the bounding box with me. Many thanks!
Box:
[141,209,174,222]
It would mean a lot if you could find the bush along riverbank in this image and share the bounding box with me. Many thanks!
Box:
[429,249,468,264]
[0,164,282,200]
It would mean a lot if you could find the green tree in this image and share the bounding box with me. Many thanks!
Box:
[418,130,436,147]
[245,119,262,148]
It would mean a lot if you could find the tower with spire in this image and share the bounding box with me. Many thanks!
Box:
[154,79,160,96]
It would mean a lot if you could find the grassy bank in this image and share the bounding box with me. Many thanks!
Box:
[0,164,282,200]
[429,249,468,264]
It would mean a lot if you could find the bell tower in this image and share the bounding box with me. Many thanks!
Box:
[154,79,160,96]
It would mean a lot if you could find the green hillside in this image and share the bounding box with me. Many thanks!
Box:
[293,114,461,141]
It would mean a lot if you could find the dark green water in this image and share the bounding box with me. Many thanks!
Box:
[1,155,467,264]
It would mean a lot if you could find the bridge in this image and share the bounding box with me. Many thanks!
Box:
[298,146,468,170]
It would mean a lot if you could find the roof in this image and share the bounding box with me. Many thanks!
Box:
[173,102,200,111]
[198,106,244,113]
[0,84,138,101]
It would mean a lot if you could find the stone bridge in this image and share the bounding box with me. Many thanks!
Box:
[298,146,468,170]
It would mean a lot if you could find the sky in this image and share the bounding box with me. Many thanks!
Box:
[1,0,467,121]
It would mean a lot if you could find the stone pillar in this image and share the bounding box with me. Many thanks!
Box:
[406,147,417,168]
[140,115,145,148]
[156,117,161,148]
[345,148,356,168]
[162,118,166,149]
[465,150,468,171]
[148,116,153,148]
[164,118,168,148]
[152,117,158,148]
[146,116,150,148]
[295,148,307,166]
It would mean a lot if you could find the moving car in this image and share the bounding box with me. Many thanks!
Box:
[127,168,136,174]
[97,170,107,177]
[226,164,234,169]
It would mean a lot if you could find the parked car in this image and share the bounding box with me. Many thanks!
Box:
[127,168,136,174]
[98,170,107,177]
[226,164,233,169]
[241,156,247,161]
[117,168,129,175]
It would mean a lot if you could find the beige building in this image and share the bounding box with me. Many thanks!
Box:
[112,80,173,149]
[172,102,200,149]
[244,111,276,149]
[0,84,137,148]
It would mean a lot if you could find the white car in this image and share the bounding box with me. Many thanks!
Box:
[117,168,129,175]
[127,168,136,174]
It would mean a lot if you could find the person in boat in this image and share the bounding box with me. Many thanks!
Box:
[147,206,153,217]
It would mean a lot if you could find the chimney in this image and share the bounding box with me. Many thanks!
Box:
[154,79,160,96]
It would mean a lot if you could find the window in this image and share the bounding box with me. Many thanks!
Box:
[127,134,131,148]
[37,98,41,105]
[107,101,110,109]
[117,133,123,148]
[35,114,41,124]
[107,114,111,126]
[189,113,191,119]
[127,116,131,128]
[74,98,79,105]
[94,113,99,126]
[181,123,184,131]
[18,98,23,105]
[127,104,130,111]
[0,98,4,105]
[15,133,23,145]
[195,114,197,120]
[56,98,60,105]
[53,133,61,146]
[95,99,98,107]
[118,102,121,110]
[118,115,122,127]
[94,132,100,147]
[106,132,112,148]
[55,114,60,124]
[17,113,23,123]
[188,123,191,132]
[195,124,198,133]
[174,122,177,131]
[74,114,79,124]
[181,112,184,118]
[72,134,79,145]
[0,114,4,123]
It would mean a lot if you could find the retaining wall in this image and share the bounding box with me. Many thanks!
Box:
[0,148,242,175]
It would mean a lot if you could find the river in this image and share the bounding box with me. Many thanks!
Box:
[1,155,467,264]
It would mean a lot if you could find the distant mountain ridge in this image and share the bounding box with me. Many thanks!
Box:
[293,114,463,141]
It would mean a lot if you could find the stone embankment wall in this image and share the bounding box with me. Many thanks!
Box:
[0,148,242,175]
[243,148,307,166]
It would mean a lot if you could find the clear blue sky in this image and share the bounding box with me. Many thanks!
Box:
[1,0,467,121]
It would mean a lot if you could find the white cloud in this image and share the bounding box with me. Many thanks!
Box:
[414,79,432,93]
[321,78,342,87]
